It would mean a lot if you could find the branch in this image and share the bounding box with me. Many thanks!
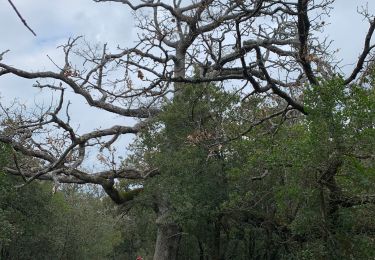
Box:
[344,17,375,85]
[297,0,318,85]
[0,63,160,118]
[102,179,143,205]
[335,194,375,208]
[228,107,292,142]
[7,0,37,36]
[235,21,306,114]
[0,50,10,61]
[251,170,270,181]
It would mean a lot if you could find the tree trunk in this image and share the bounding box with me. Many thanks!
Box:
[152,196,181,260]
[152,45,185,260]
[153,221,181,260]
[212,221,221,260]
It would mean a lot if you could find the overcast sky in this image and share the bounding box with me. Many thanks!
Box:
[1,0,374,109]
[0,0,136,130]
[0,1,373,90]
[0,0,374,167]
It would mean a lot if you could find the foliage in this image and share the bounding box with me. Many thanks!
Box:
[0,144,121,260]
[223,76,375,259]
[1,74,375,259]
[129,83,237,258]
[108,75,375,259]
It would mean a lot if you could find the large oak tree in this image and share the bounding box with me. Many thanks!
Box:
[1,0,374,259]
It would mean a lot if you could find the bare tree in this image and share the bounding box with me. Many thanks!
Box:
[0,0,374,259]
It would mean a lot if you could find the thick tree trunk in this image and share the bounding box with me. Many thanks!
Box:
[152,45,185,260]
[152,196,181,260]
[153,221,181,260]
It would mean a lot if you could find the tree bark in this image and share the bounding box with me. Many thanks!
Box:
[153,221,181,260]
[152,195,182,260]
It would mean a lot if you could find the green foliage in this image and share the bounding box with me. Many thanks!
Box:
[111,205,157,259]
[117,76,375,258]
[130,83,239,257]
[0,145,121,260]
[218,76,375,259]
[143,84,231,212]
[49,185,122,260]
[2,74,375,259]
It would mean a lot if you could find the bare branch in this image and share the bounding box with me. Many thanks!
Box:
[7,0,37,36]
[297,0,318,85]
[0,50,10,61]
[344,17,375,85]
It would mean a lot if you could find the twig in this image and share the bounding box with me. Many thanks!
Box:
[47,54,64,71]
[0,50,10,61]
[11,148,27,182]
[8,0,37,36]
[252,170,270,181]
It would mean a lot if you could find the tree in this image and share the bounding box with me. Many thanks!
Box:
[0,0,375,259]
[0,143,121,259]
[221,75,375,259]
[137,81,235,259]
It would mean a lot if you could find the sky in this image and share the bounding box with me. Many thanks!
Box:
[0,0,136,130]
[0,0,374,167]
[325,1,375,71]
[1,0,374,111]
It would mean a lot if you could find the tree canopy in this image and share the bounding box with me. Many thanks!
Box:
[1,0,375,259]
